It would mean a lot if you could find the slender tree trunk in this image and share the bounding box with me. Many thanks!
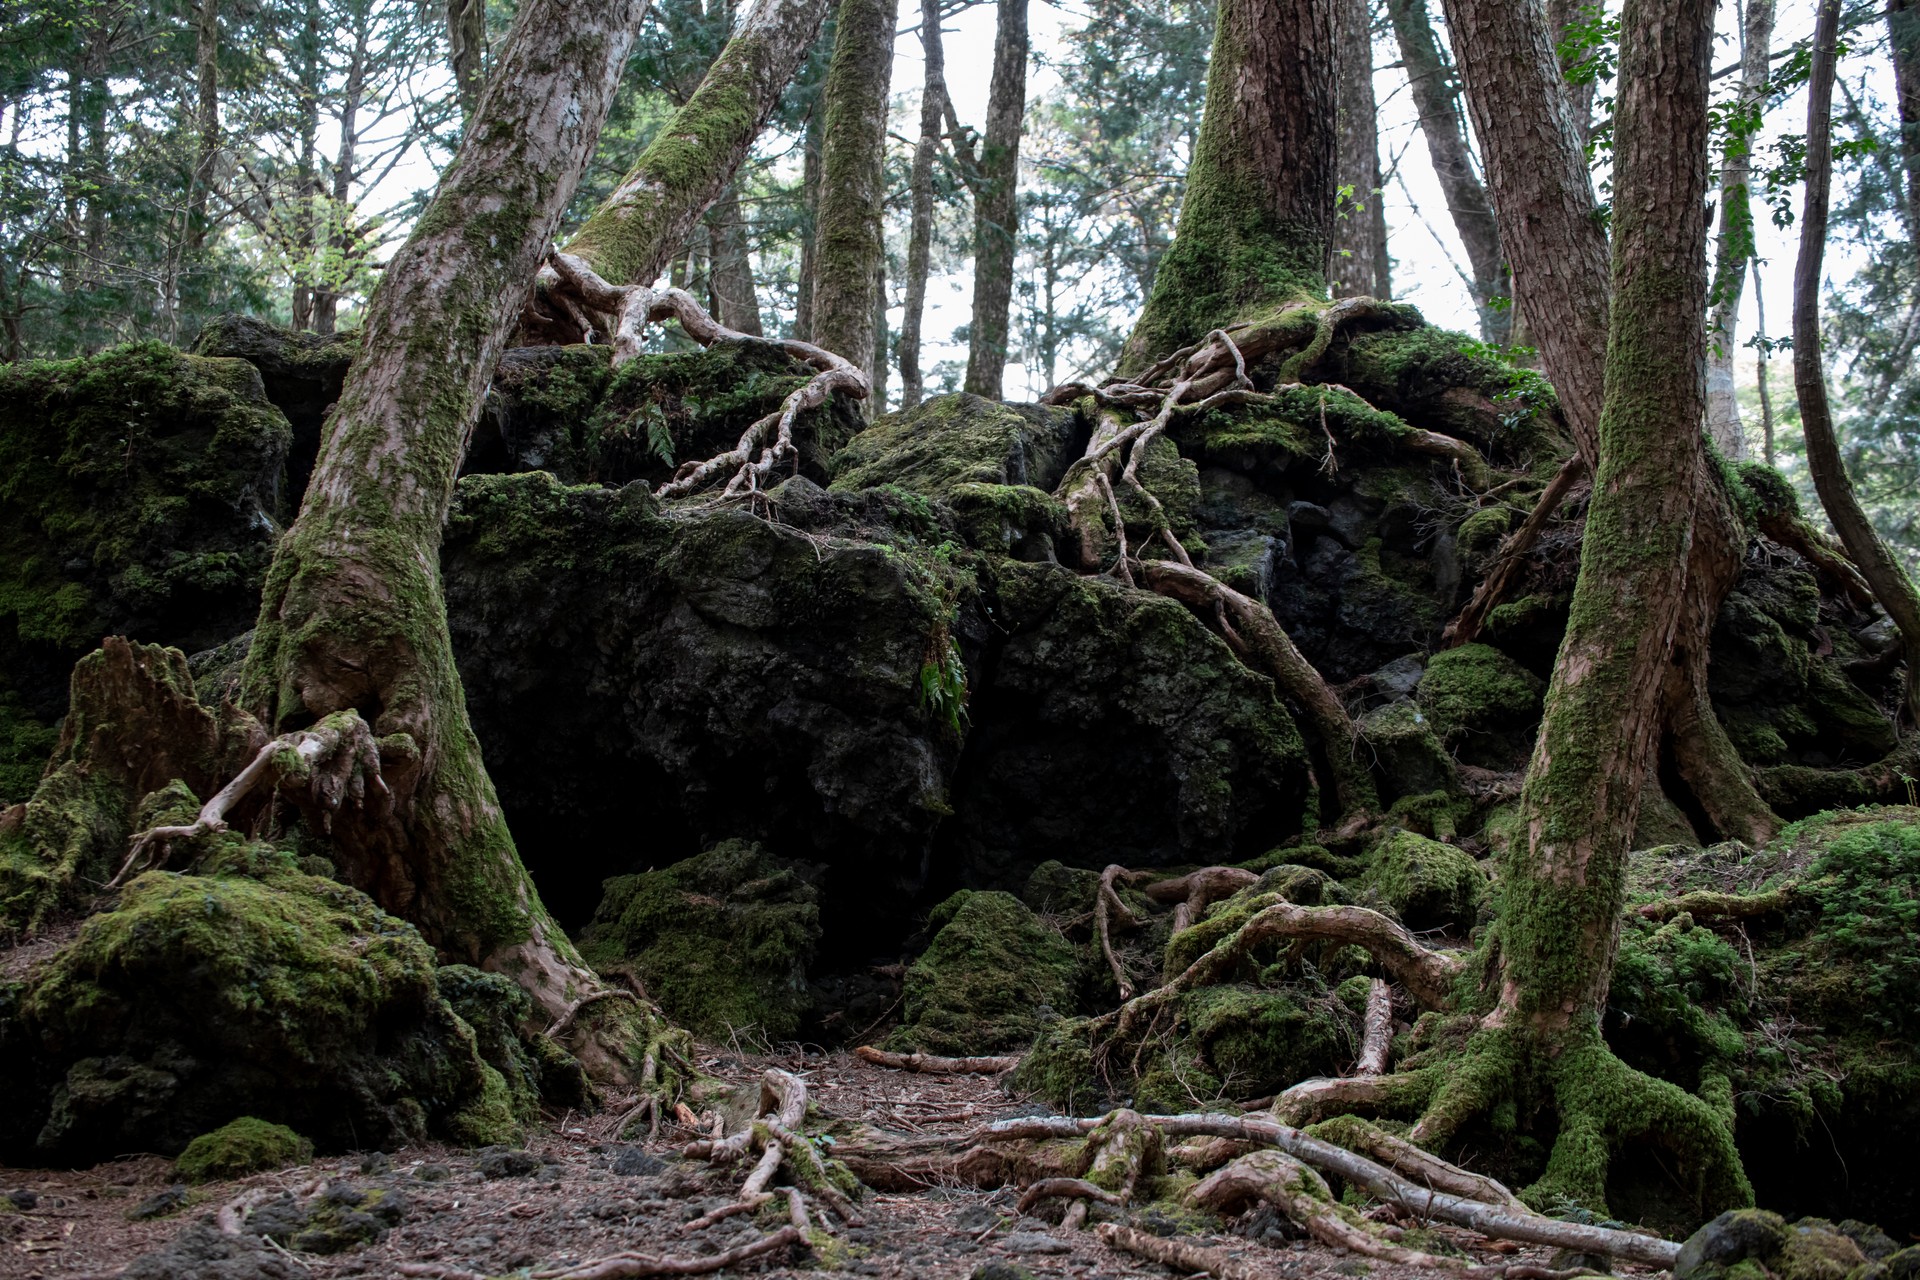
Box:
[239,0,649,1033]
[872,256,890,411]
[1330,0,1389,298]
[1120,0,1338,368]
[447,0,488,120]
[898,0,943,407]
[963,0,1029,397]
[1544,0,1596,141]
[1794,0,1920,723]
[1704,0,1773,459]
[707,183,765,335]
[187,0,220,254]
[290,0,321,331]
[1500,0,1714,1035]
[560,0,833,289]
[810,0,897,375]
[1754,258,1775,464]
[1889,0,1920,251]
[312,10,369,336]
[795,102,825,341]
[1385,0,1507,335]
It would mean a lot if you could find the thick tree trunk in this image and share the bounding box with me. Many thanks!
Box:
[707,183,765,335]
[239,0,647,1031]
[1385,0,1507,336]
[187,0,220,254]
[447,0,488,119]
[1794,0,1920,723]
[963,0,1029,397]
[1705,0,1773,459]
[898,0,944,407]
[559,0,831,290]
[1890,0,1920,250]
[809,0,897,376]
[1498,0,1713,1031]
[1119,0,1337,368]
[1330,0,1389,299]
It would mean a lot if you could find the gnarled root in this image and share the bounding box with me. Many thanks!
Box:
[1356,977,1393,1075]
[1274,1070,1435,1127]
[1146,865,1258,936]
[1095,1222,1266,1280]
[530,1226,804,1279]
[679,1068,864,1238]
[1307,1114,1524,1209]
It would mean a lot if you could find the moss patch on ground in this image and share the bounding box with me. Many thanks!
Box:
[175,1117,314,1183]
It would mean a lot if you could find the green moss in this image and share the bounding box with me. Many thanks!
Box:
[1009,1017,1105,1113]
[174,1117,314,1183]
[1419,644,1543,740]
[1181,985,1351,1099]
[0,694,57,807]
[829,394,1083,499]
[1364,830,1485,933]
[578,840,820,1041]
[1356,699,1458,802]
[1341,324,1559,462]
[889,890,1077,1056]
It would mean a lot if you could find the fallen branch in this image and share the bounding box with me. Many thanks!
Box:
[1633,885,1795,922]
[853,1046,1020,1074]
[1016,1177,1123,1215]
[1356,978,1393,1076]
[532,1226,803,1279]
[1443,452,1586,648]
[1094,1222,1266,1280]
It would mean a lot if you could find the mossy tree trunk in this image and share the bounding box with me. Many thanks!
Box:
[898,0,945,408]
[239,0,646,1030]
[1383,0,1507,339]
[1117,0,1337,370]
[1329,0,1389,300]
[810,0,897,379]
[961,0,1029,399]
[1889,0,1920,249]
[558,0,832,291]
[1793,0,1920,724]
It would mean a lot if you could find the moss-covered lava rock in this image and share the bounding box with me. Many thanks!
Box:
[1417,642,1543,769]
[175,1117,314,1183]
[888,890,1076,1055]
[829,393,1086,498]
[578,840,821,1040]
[1363,830,1485,934]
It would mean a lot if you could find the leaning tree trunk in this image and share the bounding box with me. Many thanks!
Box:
[556,0,831,292]
[898,0,945,407]
[1794,0,1920,724]
[809,0,897,379]
[239,0,647,1041]
[962,0,1030,398]
[1118,0,1337,367]
[1705,0,1773,459]
[1384,0,1506,337]
[1330,0,1389,299]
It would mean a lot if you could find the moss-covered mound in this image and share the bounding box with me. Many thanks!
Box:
[829,393,1086,498]
[1417,642,1543,769]
[175,1117,314,1183]
[578,840,821,1040]
[1363,829,1485,934]
[888,890,1077,1056]
[0,861,527,1163]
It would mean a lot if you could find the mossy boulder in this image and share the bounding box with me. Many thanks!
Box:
[1417,642,1543,768]
[579,841,821,1040]
[1673,1210,1885,1280]
[829,393,1086,498]
[1,864,515,1163]
[889,890,1076,1055]
[175,1117,314,1183]
[1178,985,1351,1101]
[190,314,355,497]
[1356,699,1457,802]
[1364,830,1484,933]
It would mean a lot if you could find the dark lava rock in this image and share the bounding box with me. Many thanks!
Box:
[611,1148,668,1177]
[476,1147,541,1179]
[121,1221,297,1280]
[1675,1210,1791,1280]
[129,1186,191,1220]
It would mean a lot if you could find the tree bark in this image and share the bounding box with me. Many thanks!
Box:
[963,0,1029,397]
[1385,0,1507,337]
[1499,0,1713,1028]
[1545,0,1597,142]
[1119,0,1338,368]
[186,0,220,254]
[898,0,944,407]
[872,256,890,410]
[447,0,488,119]
[1330,0,1389,299]
[795,102,825,342]
[809,0,897,376]
[559,0,832,290]
[707,183,765,335]
[1793,0,1920,723]
[239,0,648,1028]
[1889,0,1920,251]
[1705,0,1774,459]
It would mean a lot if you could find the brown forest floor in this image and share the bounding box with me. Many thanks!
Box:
[0,1048,1664,1280]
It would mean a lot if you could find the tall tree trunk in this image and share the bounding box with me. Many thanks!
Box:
[187,0,220,254]
[1119,0,1337,368]
[809,0,897,375]
[560,0,832,289]
[1330,0,1389,299]
[1545,0,1596,142]
[963,0,1029,397]
[707,183,765,335]
[1704,0,1773,459]
[1794,0,1920,723]
[1438,0,1603,446]
[1889,0,1920,250]
[239,0,649,1041]
[872,256,890,410]
[898,0,943,407]
[795,102,825,341]
[290,0,321,331]
[447,0,488,120]
[312,8,370,336]
[1385,0,1507,337]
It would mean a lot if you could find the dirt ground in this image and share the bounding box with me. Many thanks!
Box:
[0,1048,1667,1280]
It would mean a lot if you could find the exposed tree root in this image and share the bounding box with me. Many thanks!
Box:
[1443,452,1585,648]
[1146,866,1259,937]
[1016,1177,1123,1214]
[1094,1222,1267,1280]
[1095,864,1149,997]
[1306,1114,1524,1209]
[541,250,868,499]
[1758,511,1875,607]
[852,1046,1020,1073]
[1275,1071,1433,1126]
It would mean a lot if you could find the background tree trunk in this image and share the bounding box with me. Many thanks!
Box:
[898,0,944,407]
[1888,0,1920,250]
[561,0,831,289]
[1545,0,1596,141]
[447,0,487,120]
[1705,0,1773,459]
[796,103,825,341]
[1330,0,1389,299]
[1794,0,1920,723]
[186,0,220,255]
[1119,0,1337,367]
[963,0,1029,397]
[239,0,647,1027]
[311,9,369,335]
[1385,0,1507,337]
[810,0,897,375]
[707,183,765,335]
